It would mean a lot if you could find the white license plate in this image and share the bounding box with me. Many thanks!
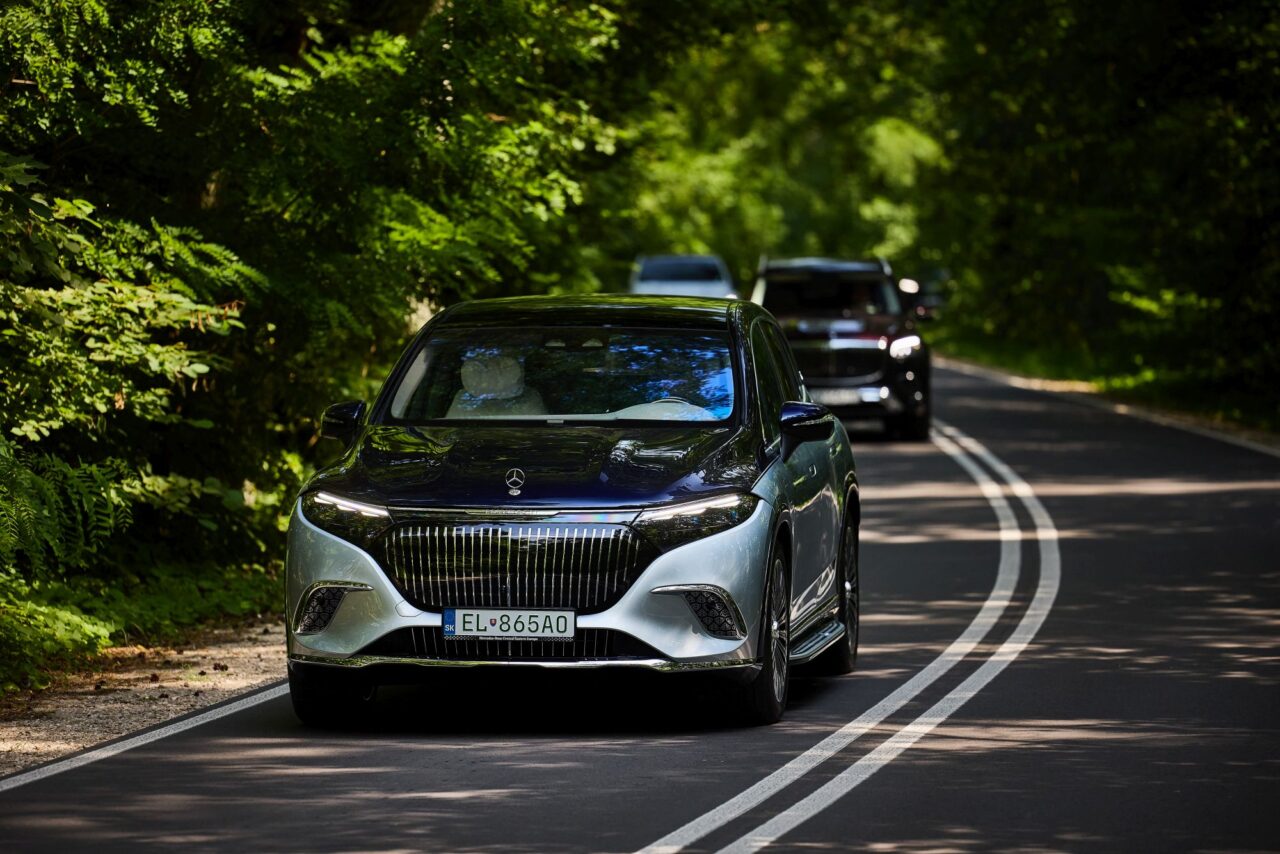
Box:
[811,387,884,406]
[443,607,575,640]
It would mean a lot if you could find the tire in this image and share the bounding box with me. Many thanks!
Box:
[737,545,790,725]
[892,406,931,441]
[815,507,859,675]
[288,660,377,727]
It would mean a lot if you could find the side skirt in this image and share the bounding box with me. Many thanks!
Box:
[789,616,846,665]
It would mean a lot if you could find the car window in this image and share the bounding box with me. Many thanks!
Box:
[639,258,724,281]
[386,326,736,424]
[750,321,787,444]
[764,324,804,402]
[762,271,901,317]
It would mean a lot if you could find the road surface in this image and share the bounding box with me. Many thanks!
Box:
[3,367,1277,852]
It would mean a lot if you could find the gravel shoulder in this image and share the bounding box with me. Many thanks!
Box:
[0,616,286,777]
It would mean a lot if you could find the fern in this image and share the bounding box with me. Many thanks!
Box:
[0,437,134,576]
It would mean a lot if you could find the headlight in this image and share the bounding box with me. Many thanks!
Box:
[888,334,922,360]
[298,490,392,549]
[633,493,759,553]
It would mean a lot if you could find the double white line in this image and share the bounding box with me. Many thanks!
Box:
[639,419,1062,853]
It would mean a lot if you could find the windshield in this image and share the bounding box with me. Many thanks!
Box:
[386,327,736,423]
[639,258,724,281]
[762,271,902,317]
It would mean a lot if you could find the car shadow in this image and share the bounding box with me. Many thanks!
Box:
[303,664,849,737]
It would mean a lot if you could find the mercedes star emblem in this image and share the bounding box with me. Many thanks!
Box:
[505,467,526,495]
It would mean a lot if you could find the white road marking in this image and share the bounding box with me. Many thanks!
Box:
[638,427,1023,854]
[718,420,1061,852]
[0,682,289,793]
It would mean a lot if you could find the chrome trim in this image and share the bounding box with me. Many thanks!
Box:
[789,617,846,664]
[651,584,748,638]
[379,521,645,612]
[289,652,758,673]
[291,580,373,633]
[389,506,640,524]
[791,593,840,640]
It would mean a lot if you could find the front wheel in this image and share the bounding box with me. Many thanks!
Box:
[815,508,859,675]
[737,548,790,725]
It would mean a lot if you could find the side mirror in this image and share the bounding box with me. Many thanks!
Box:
[779,400,834,460]
[320,400,367,447]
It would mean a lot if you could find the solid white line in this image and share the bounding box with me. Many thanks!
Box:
[718,420,1061,853]
[937,357,1280,461]
[637,428,1023,854]
[0,682,289,794]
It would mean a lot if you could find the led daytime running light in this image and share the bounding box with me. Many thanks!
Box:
[639,493,745,522]
[311,491,390,518]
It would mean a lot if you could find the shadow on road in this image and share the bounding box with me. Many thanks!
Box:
[297,667,846,738]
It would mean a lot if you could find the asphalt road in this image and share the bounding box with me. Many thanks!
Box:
[3,367,1278,852]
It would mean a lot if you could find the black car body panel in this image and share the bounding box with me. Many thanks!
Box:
[311,423,761,510]
[754,258,931,436]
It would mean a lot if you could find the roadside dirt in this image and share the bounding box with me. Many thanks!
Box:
[0,616,286,777]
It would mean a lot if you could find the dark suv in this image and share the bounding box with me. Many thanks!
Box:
[753,258,930,440]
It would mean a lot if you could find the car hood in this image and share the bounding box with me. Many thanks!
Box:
[308,423,760,510]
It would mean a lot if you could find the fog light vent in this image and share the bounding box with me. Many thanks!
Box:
[683,590,744,639]
[295,585,357,635]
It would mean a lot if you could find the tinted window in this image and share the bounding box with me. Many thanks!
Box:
[763,270,901,317]
[750,322,787,443]
[387,327,735,423]
[640,258,724,281]
[764,324,804,401]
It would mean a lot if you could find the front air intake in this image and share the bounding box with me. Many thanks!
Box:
[653,584,746,640]
[683,590,744,639]
[294,582,370,635]
[295,587,348,634]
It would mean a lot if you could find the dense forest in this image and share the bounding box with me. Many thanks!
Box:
[1,0,1275,690]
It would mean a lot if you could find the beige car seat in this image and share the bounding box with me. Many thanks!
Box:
[446,354,547,417]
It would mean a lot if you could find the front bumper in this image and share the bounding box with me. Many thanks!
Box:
[285,499,773,673]
[807,374,927,419]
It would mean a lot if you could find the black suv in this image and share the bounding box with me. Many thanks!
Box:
[753,258,930,440]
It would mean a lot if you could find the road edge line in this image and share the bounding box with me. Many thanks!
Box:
[936,356,1280,461]
[0,681,289,794]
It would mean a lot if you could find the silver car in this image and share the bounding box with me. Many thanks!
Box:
[286,295,860,725]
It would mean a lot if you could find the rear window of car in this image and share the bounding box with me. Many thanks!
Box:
[763,271,901,317]
[385,326,737,424]
[639,259,724,281]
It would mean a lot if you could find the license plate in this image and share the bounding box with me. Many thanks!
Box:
[443,607,575,640]
[811,387,884,406]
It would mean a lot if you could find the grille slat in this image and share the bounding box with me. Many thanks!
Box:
[378,522,650,613]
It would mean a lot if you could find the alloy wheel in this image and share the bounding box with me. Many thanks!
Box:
[770,555,790,702]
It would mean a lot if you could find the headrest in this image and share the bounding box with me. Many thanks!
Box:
[460,355,525,400]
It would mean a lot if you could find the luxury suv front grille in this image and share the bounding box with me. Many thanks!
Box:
[790,345,886,382]
[376,523,652,613]
[357,627,663,661]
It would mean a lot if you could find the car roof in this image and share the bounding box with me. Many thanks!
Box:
[639,254,724,264]
[438,294,750,329]
[763,257,892,276]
